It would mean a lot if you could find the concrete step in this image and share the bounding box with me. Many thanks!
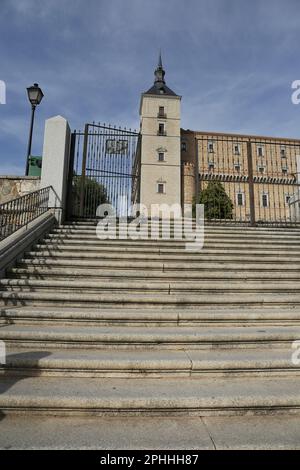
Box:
[65,219,300,230]
[0,305,300,326]
[44,236,300,247]
[32,243,300,255]
[1,414,300,449]
[23,250,300,262]
[55,224,300,235]
[48,231,300,244]
[2,306,300,327]
[47,234,192,244]
[1,324,300,349]
[2,290,300,308]
[39,238,300,249]
[50,224,300,235]
[51,228,188,238]
[2,278,300,294]
[9,266,300,281]
[1,347,299,378]
[1,375,300,416]
[16,258,300,272]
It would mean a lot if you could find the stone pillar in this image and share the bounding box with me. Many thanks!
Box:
[182,162,195,205]
[41,115,71,223]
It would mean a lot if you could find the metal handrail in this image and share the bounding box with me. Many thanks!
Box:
[0,186,52,241]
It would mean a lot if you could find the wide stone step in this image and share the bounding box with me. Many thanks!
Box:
[9,266,300,281]
[24,250,300,262]
[2,278,300,294]
[47,234,192,244]
[2,306,300,327]
[18,258,300,271]
[54,224,300,235]
[5,414,300,449]
[49,230,300,242]
[32,243,300,255]
[2,290,300,308]
[1,347,299,378]
[64,220,300,230]
[39,239,300,249]
[44,236,300,249]
[56,220,300,228]
[1,324,300,349]
[1,375,300,416]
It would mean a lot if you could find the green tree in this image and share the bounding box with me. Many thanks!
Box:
[72,176,108,217]
[195,181,233,220]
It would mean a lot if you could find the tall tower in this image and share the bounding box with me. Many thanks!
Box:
[139,53,181,216]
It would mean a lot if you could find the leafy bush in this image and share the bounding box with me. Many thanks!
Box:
[195,181,233,220]
[72,176,108,217]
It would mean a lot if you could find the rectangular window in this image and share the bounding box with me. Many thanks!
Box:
[236,193,244,206]
[158,123,165,135]
[158,106,165,117]
[281,147,286,157]
[208,141,214,153]
[158,152,165,162]
[157,183,165,194]
[181,141,187,152]
[285,195,291,205]
[208,162,214,171]
[234,144,241,155]
[234,164,241,172]
[262,193,269,208]
[257,145,264,157]
[258,166,265,174]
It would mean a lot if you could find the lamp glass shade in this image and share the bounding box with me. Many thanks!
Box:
[27,83,44,106]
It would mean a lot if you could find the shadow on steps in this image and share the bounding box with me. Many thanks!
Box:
[0,350,51,422]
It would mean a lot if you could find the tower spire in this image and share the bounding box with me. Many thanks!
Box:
[144,51,177,96]
[154,50,165,86]
[158,49,163,68]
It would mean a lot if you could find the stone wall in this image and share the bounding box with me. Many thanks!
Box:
[0,176,40,205]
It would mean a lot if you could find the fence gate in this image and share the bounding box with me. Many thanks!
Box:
[196,135,300,226]
[68,123,140,219]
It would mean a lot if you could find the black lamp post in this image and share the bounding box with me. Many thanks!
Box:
[25,83,44,176]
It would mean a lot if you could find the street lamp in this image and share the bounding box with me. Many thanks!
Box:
[25,83,44,176]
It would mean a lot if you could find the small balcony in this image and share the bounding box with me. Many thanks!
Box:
[157,130,167,136]
[157,112,167,119]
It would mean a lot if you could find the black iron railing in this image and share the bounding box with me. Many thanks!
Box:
[195,135,300,226]
[68,123,140,218]
[0,186,51,241]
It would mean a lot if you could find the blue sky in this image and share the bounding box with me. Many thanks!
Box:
[1,0,300,175]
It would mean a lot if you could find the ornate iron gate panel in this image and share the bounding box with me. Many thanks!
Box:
[68,123,140,219]
[196,135,300,226]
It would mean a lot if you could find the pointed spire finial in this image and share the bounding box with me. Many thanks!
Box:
[154,50,165,86]
[158,49,162,68]
[144,51,177,96]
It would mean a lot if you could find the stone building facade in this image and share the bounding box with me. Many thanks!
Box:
[138,56,300,222]
[138,54,181,217]
[181,130,300,223]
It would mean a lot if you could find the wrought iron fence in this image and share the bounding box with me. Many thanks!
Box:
[68,123,140,219]
[195,135,300,226]
[0,186,51,241]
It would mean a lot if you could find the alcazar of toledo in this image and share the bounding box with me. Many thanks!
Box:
[135,54,300,224]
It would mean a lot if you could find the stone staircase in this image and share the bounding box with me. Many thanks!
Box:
[1,220,300,416]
